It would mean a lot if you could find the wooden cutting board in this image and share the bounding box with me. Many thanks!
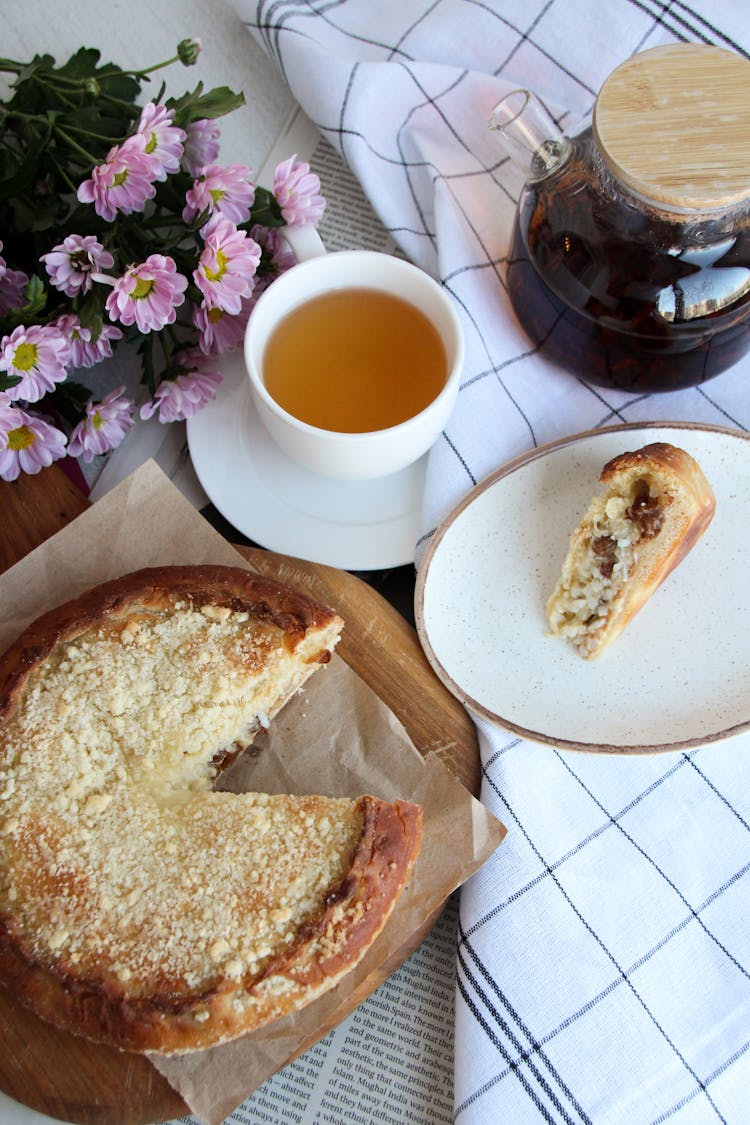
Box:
[0,465,479,1125]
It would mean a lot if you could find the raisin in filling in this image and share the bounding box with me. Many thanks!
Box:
[592,535,617,578]
[626,493,664,539]
[591,483,664,580]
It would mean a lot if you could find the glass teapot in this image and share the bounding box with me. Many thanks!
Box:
[489,44,750,393]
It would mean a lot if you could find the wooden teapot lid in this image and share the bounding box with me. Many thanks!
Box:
[593,44,750,210]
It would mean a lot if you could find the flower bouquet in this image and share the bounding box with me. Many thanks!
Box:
[0,40,325,481]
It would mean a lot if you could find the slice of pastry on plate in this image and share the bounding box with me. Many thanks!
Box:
[546,442,715,659]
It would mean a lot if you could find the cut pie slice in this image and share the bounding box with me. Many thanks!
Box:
[546,443,715,659]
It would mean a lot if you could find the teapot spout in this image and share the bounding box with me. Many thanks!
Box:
[488,89,571,179]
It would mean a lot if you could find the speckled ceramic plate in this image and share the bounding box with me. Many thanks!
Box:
[415,422,750,753]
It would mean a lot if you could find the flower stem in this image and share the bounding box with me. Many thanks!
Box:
[52,126,101,165]
[48,154,81,195]
[96,54,181,81]
[24,73,86,111]
[92,91,141,116]
[0,107,46,122]
[58,122,126,145]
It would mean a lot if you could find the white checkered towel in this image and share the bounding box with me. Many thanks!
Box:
[232,3,750,1121]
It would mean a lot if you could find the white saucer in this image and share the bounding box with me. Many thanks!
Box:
[186,351,426,570]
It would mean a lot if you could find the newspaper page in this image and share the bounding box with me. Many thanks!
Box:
[259,106,402,257]
[170,894,458,1125]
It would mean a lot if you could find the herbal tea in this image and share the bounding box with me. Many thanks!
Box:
[261,288,448,432]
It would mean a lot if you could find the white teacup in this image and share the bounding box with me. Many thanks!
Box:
[243,228,464,480]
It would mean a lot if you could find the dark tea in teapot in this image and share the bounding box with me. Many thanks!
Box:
[494,45,750,392]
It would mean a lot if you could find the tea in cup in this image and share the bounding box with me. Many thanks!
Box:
[244,234,464,480]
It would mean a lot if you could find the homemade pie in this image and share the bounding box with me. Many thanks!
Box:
[546,442,715,658]
[0,565,422,1053]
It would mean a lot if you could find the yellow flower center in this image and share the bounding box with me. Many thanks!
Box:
[209,187,226,205]
[12,342,38,372]
[204,249,227,283]
[92,409,103,430]
[145,131,157,154]
[207,306,225,324]
[131,276,156,300]
[112,169,128,187]
[7,425,35,451]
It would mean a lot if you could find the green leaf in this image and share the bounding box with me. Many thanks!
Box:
[68,104,133,138]
[0,274,49,329]
[49,378,93,426]
[151,173,193,213]
[54,378,92,410]
[0,135,48,203]
[12,53,56,86]
[75,288,107,334]
[60,379,93,406]
[56,46,102,80]
[18,274,48,319]
[248,187,285,228]
[28,196,65,234]
[0,373,22,393]
[183,204,213,233]
[168,83,245,124]
[165,81,204,116]
[95,69,142,104]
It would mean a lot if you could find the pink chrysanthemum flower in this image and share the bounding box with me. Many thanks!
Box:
[136,102,186,182]
[181,118,221,177]
[0,324,71,403]
[77,135,156,222]
[272,154,325,227]
[183,162,255,226]
[0,401,67,481]
[193,292,254,355]
[105,254,188,334]
[250,223,297,281]
[41,234,115,298]
[139,351,222,422]
[67,385,135,462]
[193,217,261,315]
[55,314,123,369]
[0,268,29,316]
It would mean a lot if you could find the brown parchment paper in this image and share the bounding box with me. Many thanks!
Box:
[0,460,505,1125]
